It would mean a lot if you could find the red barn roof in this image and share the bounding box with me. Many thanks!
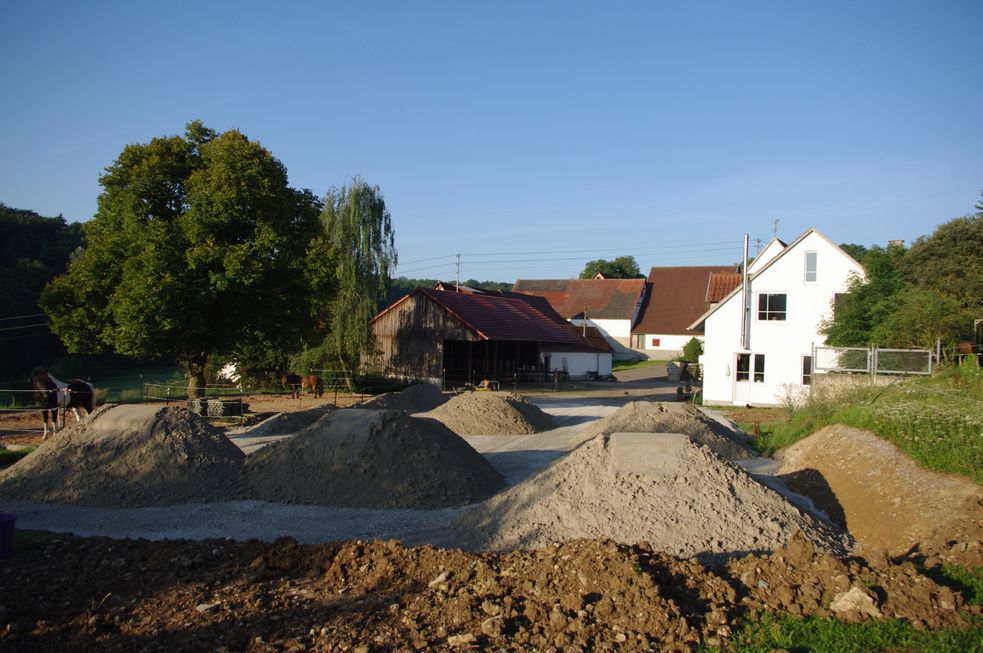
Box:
[510,278,647,320]
[633,266,739,336]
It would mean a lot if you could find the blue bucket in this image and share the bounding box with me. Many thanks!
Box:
[0,513,15,558]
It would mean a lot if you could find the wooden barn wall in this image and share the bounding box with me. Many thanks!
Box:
[366,295,477,380]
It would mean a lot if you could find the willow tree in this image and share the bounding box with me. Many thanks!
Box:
[42,121,325,396]
[313,178,396,384]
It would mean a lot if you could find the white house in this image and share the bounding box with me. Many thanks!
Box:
[689,228,863,407]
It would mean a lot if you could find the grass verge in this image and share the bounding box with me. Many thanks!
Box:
[611,359,667,372]
[704,612,983,653]
[0,447,33,466]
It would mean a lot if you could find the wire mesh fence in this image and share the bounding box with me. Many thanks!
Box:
[813,346,933,376]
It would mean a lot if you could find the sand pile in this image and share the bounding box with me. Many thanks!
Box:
[454,432,851,560]
[423,391,555,435]
[777,424,983,555]
[0,404,244,506]
[241,409,504,508]
[355,383,448,412]
[580,400,756,460]
[226,403,335,438]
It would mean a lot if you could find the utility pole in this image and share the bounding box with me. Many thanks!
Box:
[583,304,588,337]
[772,218,780,239]
[754,238,763,256]
[455,253,461,292]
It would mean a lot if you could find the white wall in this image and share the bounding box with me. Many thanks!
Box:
[541,351,612,378]
[572,317,630,339]
[702,231,862,406]
[638,333,700,352]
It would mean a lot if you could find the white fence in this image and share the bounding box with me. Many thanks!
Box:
[813,346,933,376]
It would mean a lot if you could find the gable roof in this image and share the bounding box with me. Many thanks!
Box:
[371,287,586,346]
[511,278,647,320]
[687,227,864,331]
[632,266,739,336]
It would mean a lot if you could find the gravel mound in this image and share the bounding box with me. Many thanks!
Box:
[355,383,448,412]
[241,409,504,508]
[423,391,555,435]
[454,432,851,561]
[226,403,335,438]
[580,400,757,460]
[777,424,983,555]
[0,404,244,507]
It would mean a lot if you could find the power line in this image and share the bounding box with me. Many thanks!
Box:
[0,322,50,332]
[0,312,47,322]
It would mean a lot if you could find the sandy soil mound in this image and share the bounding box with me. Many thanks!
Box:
[580,400,756,460]
[454,432,851,560]
[423,391,555,435]
[777,424,983,558]
[226,403,335,438]
[241,409,504,508]
[355,383,448,412]
[0,404,244,506]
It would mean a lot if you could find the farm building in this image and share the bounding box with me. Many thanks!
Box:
[366,287,613,387]
[511,278,647,359]
[691,228,863,407]
[630,266,742,359]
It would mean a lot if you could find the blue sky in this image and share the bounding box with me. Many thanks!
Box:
[2,1,981,282]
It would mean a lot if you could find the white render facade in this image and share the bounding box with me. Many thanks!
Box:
[694,229,863,407]
[540,349,613,378]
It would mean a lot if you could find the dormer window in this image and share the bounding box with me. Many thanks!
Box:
[805,251,818,283]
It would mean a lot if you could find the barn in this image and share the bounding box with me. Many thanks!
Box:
[366,287,613,387]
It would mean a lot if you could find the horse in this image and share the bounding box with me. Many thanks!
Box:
[279,372,323,399]
[29,368,95,439]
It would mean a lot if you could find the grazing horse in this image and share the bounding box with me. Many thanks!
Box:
[280,372,323,399]
[29,368,95,439]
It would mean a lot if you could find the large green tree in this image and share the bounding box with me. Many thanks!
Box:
[42,122,325,395]
[295,178,396,384]
[579,255,643,279]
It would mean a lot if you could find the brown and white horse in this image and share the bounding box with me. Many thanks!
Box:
[279,372,323,399]
[29,368,95,439]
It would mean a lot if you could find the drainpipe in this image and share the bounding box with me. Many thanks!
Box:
[740,234,749,350]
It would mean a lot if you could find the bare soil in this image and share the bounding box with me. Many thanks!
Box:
[423,392,555,435]
[0,532,972,652]
[776,424,983,559]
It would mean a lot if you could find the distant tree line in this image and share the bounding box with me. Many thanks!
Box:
[824,194,983,354]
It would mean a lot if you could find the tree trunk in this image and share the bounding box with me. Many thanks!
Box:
[187,356,208,398]
[338,354,354,392]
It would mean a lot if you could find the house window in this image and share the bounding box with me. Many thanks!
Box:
[805,252,818,283]
[754,354,765,383]
[802,355,812,385]
[736,353,750,381]
[757,293,787,321]
[650,338,660,348]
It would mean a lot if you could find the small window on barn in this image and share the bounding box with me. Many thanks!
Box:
[758,293,787,321]
[736,353,750,381]
[753,354,765,383]
[650,338,660,348]
[805,251,818,283]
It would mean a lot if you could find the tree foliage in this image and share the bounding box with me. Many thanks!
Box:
[579,256,644,279]
[823,195,983,352]
[41,122,325,394]
[0,204,84,375]
[299,178,396,381]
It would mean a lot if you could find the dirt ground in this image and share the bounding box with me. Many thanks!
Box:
[1,389,981,650]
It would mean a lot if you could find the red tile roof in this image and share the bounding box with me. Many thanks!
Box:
[372,288,590,346]
[632,266,739,336]
[510,279,647,320]
[706,271,743,303]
